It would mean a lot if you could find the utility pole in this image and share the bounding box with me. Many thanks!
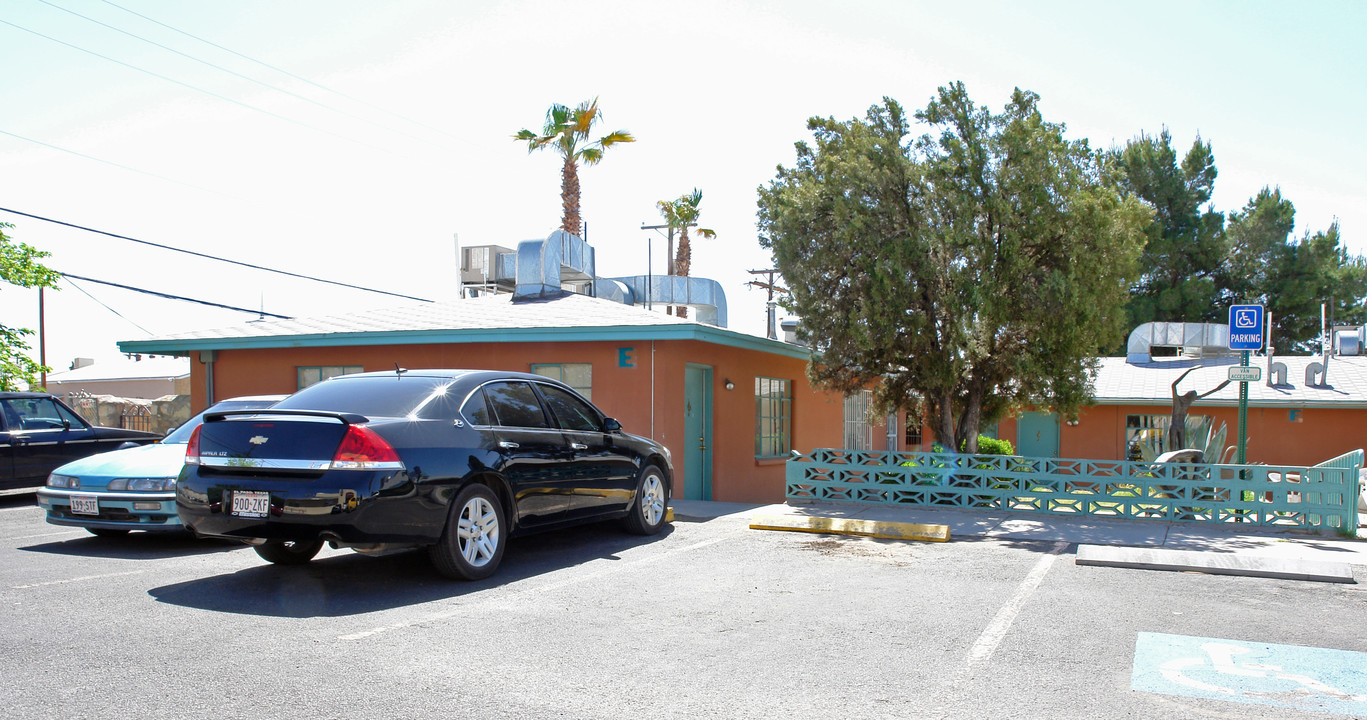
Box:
[746,268,788,340]
[642,221,697,315]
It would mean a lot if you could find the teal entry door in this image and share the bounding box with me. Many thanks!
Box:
[1017,411,1060,459]
[683,364,714,500]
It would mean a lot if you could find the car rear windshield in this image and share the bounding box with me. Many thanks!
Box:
[273,376,454,418]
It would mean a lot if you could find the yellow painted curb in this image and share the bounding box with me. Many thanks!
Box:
[749,514,950,543]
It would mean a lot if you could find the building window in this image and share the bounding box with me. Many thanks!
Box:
[755,377,792,458]
[843,391,873,451]
[1126,413,1211,460]
[297,365,364,389]
[530,363,592,400]
[904,415,923,449]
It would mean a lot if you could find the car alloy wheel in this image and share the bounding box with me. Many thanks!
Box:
[458,495,500,567]
[430,483,507,580]
[624,464,668,536]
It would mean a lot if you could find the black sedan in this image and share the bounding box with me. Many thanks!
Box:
[1,392,162,492]
[176,369,672,579]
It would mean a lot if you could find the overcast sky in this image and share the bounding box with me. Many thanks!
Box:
[2,0,1364,371]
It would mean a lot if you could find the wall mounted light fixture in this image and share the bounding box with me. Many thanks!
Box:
[724,379,735,391]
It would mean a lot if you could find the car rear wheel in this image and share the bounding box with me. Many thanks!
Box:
[254,538,324,565]
[430,483,506,580]
[87,528,130,538]
[623,464,668,536]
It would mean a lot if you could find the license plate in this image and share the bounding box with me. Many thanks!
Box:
[70,495,98,516]
[230,491,271,518]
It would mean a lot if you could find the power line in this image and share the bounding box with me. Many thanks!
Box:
[99,0,464,145]
[61,272,293,319]
[0,207,434,303]
[39,0,452,152]
[63,276,153,334]
[0,128,229,197]
[0,18,393,155]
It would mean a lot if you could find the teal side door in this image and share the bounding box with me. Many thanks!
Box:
[1017,411,1060,459]
[683,364,713,500]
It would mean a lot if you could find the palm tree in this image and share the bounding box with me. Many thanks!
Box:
[656,188,716,318]
[515,98,634,236]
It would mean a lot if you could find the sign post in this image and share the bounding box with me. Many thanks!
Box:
[1228,305,1265,465]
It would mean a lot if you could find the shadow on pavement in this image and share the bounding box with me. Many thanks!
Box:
[19,532,246,560]
[147,522,675,618]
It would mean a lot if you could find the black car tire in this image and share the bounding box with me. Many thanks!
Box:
[430,483,507,581]
[623,464,668,536]
[254,538,324,565]
[87,528,130,538]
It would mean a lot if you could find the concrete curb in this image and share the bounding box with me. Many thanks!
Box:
[1076,544,1356,584]
[749,513,950,543]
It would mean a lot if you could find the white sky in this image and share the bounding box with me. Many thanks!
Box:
[2,0,1364,371]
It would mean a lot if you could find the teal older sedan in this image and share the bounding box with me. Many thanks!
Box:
[36,396,283,537]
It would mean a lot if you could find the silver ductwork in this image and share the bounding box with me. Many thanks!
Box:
[1126,322,1232,364]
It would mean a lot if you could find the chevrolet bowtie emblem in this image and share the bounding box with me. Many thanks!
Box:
[249,436,269,445]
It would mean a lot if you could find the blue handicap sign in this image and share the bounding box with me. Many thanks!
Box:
[1133,632,1367,715]
[1228,304,1265,350]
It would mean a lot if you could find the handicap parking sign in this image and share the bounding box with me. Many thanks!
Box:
[1228,305,1264,350]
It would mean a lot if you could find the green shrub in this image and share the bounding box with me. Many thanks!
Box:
[974,436,1015,456]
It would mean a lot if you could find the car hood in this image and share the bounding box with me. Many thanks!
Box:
[52,442,189,479]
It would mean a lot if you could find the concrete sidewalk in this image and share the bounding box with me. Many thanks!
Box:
[671,499,1367,579]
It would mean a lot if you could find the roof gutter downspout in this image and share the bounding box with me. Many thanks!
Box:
[199,350,216,406]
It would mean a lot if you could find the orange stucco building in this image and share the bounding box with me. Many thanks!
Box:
[122,293,845,503]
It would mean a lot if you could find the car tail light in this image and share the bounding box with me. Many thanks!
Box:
[331,425,403,470]
[185,425,202,465]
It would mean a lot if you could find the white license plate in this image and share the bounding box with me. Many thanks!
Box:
[70,495,98,516]
[230,491,271,518]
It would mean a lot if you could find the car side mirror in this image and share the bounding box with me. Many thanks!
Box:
[603,418,622,433]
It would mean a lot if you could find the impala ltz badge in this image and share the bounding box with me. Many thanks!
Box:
[249,436,269,446]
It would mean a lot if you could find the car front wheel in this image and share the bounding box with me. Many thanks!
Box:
[254,538,324,565]
[430,483,506,580]
[623,464,668,536]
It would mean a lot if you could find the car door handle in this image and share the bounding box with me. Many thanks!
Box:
[498,441,519,449]
[570,442,588,451]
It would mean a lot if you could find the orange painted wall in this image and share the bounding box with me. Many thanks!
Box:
[187,339,843,503]
[1033,403,1365,467]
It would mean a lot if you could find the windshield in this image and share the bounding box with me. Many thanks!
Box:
[272,375,455,418]
[163,398,281,444]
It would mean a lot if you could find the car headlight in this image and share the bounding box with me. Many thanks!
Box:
[47,474,79,489]
[108,478,176,491]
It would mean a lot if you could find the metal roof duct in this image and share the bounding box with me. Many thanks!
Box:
[512,230,596,301]
[595,274,728,327]
[1126,322,1232,364]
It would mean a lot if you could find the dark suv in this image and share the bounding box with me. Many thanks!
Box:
[1,392,162,491]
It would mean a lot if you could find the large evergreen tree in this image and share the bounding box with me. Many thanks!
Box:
[1108,129,1225,328]
[757,84,1151,452]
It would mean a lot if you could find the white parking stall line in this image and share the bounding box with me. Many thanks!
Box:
[9,570,146,590]
[964,541,1069,669]
[340,535,732,641]
[4,529,85,542]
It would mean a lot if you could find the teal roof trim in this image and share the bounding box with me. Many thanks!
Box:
[118,324,813,361]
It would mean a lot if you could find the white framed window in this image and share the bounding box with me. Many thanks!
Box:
[530,363,592,400]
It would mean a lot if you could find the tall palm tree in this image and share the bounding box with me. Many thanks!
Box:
[656,188,716,319]
[515,98,634,236]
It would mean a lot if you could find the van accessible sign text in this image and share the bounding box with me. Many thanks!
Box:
[1228,305,1264,351]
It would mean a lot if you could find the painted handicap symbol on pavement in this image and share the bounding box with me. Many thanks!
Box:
[1133,632,1367,715]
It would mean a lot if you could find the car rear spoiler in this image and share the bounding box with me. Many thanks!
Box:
[203,409,371,425]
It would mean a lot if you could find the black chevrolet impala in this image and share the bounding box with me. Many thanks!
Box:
[177,369,671,580]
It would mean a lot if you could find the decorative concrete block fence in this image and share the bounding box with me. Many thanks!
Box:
[787,448,1363,535]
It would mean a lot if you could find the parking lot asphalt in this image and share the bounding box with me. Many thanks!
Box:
[672,499,1367,581]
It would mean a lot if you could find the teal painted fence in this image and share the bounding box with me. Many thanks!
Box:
[787,449,1363,534]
